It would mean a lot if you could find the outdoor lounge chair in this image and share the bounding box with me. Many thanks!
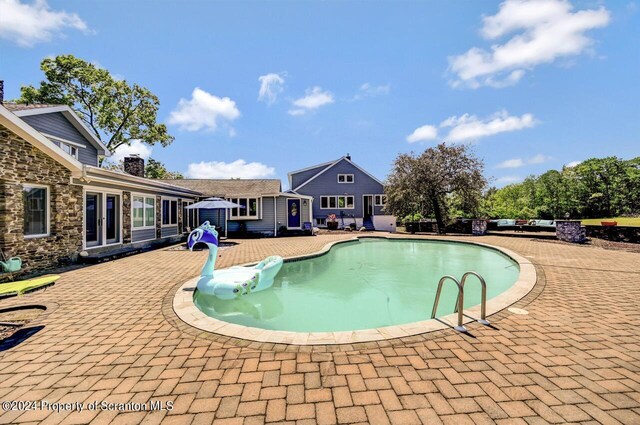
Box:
[0,275,60,299]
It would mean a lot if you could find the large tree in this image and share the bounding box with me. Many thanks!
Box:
[385,143,487,233]
[18,55,173,164]
[145,158,184,179]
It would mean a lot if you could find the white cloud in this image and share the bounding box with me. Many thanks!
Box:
[258,73,285,105]
[566,160,581,167]
[168,88,240,132]
[449,0,611,88]
[496,175,523,185]
[407,110,536,144]
[406,125,439,143]
[0,0,89,47]
[185,160,276,179]
[497,158,526,168]
[288,86,334,115]
[442,110,536,142]
[497,153,552,168]
[109,140,153,164]
[353,83,391,100]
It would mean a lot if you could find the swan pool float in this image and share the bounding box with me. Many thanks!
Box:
[187,221,283,299]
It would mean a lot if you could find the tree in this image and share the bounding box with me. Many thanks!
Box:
[18,55,173,164]
[145,158,184,179]
[385,143,487,233]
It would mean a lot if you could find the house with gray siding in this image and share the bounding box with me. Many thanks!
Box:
[159,179,313,237]
[0,101,200,277]
[288,155,396,231]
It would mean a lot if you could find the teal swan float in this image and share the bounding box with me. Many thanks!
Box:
[187,221,284,299]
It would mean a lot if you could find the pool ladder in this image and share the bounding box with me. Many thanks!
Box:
[430,271,490,333]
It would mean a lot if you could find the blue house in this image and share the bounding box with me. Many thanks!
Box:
[288,155,396,231]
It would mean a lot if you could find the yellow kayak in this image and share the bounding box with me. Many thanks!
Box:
[0,275,60,298]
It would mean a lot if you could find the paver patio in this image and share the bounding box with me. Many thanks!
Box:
[0,233,639,424]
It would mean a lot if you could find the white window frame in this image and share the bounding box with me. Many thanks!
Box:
[374,195,387,206]
[337,173,354,183]
[161,197,179,227]
[60,142,79,159]
[22,183,50,239]
[316,218,327,226]
[132,193,156,230]
[83,186,124,250]
[319,195,355,209]
[227,197,261,220]
[182,200,199,231]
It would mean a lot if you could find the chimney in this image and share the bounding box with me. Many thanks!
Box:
[0,81,4,104]
[124,154,145,178]
[345,153,351,160]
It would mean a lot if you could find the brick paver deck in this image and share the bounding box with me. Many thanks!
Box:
[1,234,639,424]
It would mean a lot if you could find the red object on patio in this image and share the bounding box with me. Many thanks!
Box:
[601,221,618,226]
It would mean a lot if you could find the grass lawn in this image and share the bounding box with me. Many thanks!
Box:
[580,217,640,227]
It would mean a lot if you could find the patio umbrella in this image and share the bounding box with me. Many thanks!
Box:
[185,197,244,237]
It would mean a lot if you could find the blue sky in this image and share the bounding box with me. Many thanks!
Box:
[1,0,638,188]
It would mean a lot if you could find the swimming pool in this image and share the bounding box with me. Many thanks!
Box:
[192,238,520,333]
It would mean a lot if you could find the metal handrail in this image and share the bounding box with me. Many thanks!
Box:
[455,271,490,326]
[431,275,467,332]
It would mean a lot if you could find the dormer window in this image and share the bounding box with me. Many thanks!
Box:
[337,174,354,183]
[59,142,78,159]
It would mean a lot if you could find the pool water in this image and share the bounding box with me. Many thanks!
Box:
[193,239,520,332]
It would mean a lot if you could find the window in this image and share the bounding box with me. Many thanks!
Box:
[337,174,354,183]
[132,195,155,228]
[374,195,387,206]
[316,218,326,226]
[23,184,49,237]
[228,197,260,219]
[59,143,78,159]
[320,195,354,209]
[162,199,178,225]
[183,201,199,231]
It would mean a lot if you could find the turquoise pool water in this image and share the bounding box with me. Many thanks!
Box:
[193,239,520,332]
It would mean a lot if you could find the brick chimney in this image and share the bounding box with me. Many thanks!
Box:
[124,154,145,177]
[0,81,4,104]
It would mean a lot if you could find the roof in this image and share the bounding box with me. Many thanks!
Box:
[3,102,64,112]
[4,102,111,156]
[85,167,201,197]
[157,179,282,197]
[289,156,384,191]
[0,103,83,174]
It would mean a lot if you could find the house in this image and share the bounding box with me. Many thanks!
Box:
[0,95,200,276]
[288,155,396,231]
[159,179,314,237]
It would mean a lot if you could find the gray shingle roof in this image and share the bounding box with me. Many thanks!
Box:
[3,102,64,111]
[156,179,282,197]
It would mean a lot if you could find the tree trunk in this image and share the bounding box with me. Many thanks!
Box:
[432,196,446,234]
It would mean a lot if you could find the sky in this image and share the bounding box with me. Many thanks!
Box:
[1,0,639,188]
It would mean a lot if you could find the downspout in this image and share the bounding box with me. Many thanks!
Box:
[274,196,278,237]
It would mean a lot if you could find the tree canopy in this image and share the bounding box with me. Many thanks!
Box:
[18,54,173,163]
[145,158,184,179]
[484,156,640,219]
[385,143,487,233]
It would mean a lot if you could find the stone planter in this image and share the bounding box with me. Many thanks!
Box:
[472,219,488,236]
[327,221,339,230]
[556,220,586,243]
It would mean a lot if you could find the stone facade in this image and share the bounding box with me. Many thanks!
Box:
[556,220,587,243]
[122,191,132,244]
[0,124,83,277]
[156,195,162,239]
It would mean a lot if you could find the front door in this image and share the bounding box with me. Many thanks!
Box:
[363,195,373,220]
[105,194,120,244]
[287,198,301,229]
[86,192,102,247]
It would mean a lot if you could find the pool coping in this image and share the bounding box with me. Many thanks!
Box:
[173,235,537,345]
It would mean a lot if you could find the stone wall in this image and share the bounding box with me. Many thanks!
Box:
[0,124,83,277]
[556,220,586,243]
[156,196,162,239]
[472,219,488,236]
[122,191,132,244]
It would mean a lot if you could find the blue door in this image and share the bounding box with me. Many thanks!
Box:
[287,199,301,229]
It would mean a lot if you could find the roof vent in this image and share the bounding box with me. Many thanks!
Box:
[345,153,351,160]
